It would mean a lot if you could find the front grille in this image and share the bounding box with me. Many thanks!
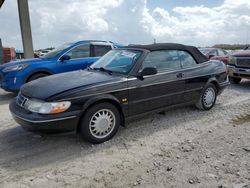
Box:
[236,58,250,67]
[233,73,250,78]
[16,93,29,108]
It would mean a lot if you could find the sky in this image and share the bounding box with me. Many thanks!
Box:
[148,0,224,12]
[0,0,250,50]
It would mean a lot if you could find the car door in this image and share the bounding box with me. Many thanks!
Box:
[57,44,95,73]
[128,50,186,116]
[179,50,209,102]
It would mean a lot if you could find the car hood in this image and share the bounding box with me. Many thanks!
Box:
[232,50,250,57]
[21,70,121,100]
[0,58,50,70]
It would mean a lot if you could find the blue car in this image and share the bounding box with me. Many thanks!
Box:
[0,40,121,92]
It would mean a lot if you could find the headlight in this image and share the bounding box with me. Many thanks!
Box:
[228,56,236,65]
[24,100,71,114]
[2,64,29,72]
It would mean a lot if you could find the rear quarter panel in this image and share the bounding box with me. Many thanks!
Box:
[184,60,227,101]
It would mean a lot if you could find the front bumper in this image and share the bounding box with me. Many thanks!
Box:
[0,76,21,92]
[9,99,81,133]
[228,65,250,79]
[0,70,26,92]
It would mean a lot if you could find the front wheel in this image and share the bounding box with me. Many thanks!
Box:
[79,102,120,144]
[229,76,241,84]
[196,84,217,111]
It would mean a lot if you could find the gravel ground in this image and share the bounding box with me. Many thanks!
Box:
[0,81,249,188]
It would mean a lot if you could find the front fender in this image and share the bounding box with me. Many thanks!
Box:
[82,94,121,112]
[24,68,55,82]
[78,94,125,127]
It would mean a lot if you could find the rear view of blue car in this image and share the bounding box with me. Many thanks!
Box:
[0,40,121,92]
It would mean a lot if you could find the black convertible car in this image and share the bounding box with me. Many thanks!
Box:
[10,43,228,143]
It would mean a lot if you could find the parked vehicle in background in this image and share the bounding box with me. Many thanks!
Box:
[15,49,24,60]
[228,48,250,84]
[37,49,52,57]
[10,43,228,143]
[199,47,229,64]
[0,40,122,92]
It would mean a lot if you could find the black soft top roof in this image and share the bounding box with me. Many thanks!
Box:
[125,43,208,64]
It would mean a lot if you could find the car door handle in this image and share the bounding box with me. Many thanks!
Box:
[176,73,184,78]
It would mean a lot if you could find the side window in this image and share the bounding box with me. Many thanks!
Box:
[141,50,181,72]
[208,50,218,56]
[218,49,227,56]
[66,44,90,59]
[93,45,112,57]
[178,51,197,68]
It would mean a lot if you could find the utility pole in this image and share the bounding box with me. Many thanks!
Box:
[0,39,3,64]
[17,0,34,59]
[1,1,5,64]
[0,0,5,8]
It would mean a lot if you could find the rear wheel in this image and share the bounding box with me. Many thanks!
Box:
[196,83,217,110]
[79,102,120,144]
[27,73,49,82]
[229,76,241,84]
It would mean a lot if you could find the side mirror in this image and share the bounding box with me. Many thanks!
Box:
[138,67,157,78]
[60,54,71,62]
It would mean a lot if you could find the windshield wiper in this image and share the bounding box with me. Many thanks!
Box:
[87,66,93,71]
[93,67,113,75]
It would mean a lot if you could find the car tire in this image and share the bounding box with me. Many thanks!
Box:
[27,73,49,82]
[196,83,217,111]
[229,76,241,84]
[79,102,120,144]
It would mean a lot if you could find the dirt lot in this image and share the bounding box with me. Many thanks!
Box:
[0,82,249,188]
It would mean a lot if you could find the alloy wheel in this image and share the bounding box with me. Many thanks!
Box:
[203,87,216,108]
[89,109,116,139]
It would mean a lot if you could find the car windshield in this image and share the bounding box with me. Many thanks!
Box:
[199,48,211,55]
[90,49,142,74]
[41,42,74,59]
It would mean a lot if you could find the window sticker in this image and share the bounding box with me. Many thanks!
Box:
[119,51,137,58]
